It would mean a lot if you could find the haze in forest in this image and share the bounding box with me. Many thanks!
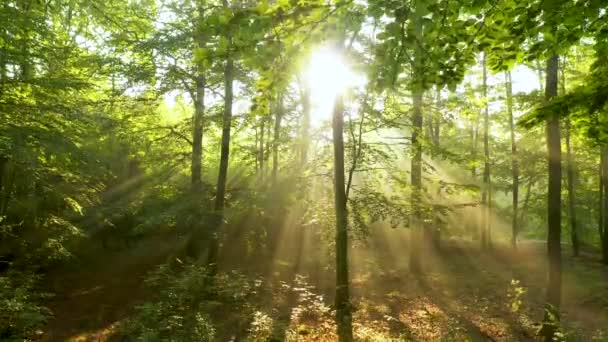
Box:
[1,0,608,341]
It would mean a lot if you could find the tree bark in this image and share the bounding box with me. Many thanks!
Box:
[560,57,578,257]
[542,53,562,341]
[599,150,603,250]
[299,78,311,165]
[184,2,207,260]
[433,87,441,148]
[265,120,271,179]
[0,1,7,87]
[19,0,33,80]
[208,27,234,277]
[505,71,519,248]
[520,178,533,227]
[409,0,424,273]
[332,92,353,342]
[272,95,283,186]
[565,118,578,256]
[471,122,478,178]
[409,88,423,272]
[258,117,265,175]
[601,145,608,264]
[481,53,491,250]
[191,76,205,191]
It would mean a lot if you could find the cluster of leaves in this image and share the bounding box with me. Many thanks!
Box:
[0,271,51,341]
[121,263,261,341]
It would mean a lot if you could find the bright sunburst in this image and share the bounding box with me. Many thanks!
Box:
[304,46,366,125]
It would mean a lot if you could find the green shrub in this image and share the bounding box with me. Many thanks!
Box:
[122,263,216,341]
[0,271,51,341]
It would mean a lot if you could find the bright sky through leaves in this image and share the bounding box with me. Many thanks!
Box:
[304,46,367,125]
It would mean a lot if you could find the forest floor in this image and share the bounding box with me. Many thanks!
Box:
[40,230,608,341]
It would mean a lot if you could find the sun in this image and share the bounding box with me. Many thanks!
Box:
[304,46,365,125]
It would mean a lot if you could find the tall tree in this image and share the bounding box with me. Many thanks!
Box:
[331,62,353,342]
[408,0,425,274]
[542,53,562,340]
[565,117,578,256]
[505,70,519,248]
[561,59,579,256]
[481,53,491,249]
[191,2,206,193]
[208,0,235,277]
[298,76,311,166]
[599,143,608,265]
[272,95,283,186]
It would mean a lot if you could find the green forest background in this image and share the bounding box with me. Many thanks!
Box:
[1,0,608,341]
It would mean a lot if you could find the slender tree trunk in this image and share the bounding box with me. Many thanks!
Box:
[0,2,7,88]
[191,2,207,191]
[0,160,14,218]
[191,77,205,190]
[542,54,562,341]
[599,150,603,250]
[409,88,424,272]
[254,125,258,172]
[265,120,271,179]
[560,58,579,257]
[506,71,519,248]
[19,0,33,80]
[409,0,424,273]
[469,117,479,240]
[481,53,491,250]
[0,157,7,217]
[299,79,311,165]
[520,178,533,227]
[433,87,440,148]
[565,118,578,256]
[332,92,353,342]
[601,145,608,264]
[208,32,234,277]
[471,122,478,178]
[258,117,265,175]
[184,3,207,260]
[272,95,283,186]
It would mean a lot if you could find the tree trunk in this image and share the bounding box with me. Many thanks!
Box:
[560,57,578,257]
[433,87,440,148]
[184,3,207,260]
[471,123,478,178]
[542,53,562,341]
[191,1,206,192]
[506,71,519,248]
[258,117,265,175]
[272,95,283,186]
[520,178,533,227]
[481,53,491,250]
[0,157,7,217]
[191,77,205,191]
[409,0,424,273]
[0,2,7,87]
[208,37,234,277]
[332,92,353,342]
[599,150,603,251]
[565,118,578,256]
[601,145,608,264]
[409,88,423,272]
[265,120,271,179]
[299,79,311,165]
[19,0,33,80]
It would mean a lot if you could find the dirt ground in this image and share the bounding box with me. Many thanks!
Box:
[40,228,608,341]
